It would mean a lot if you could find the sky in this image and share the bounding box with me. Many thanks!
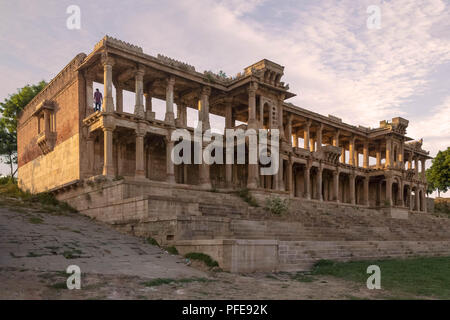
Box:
[0,0,449,195]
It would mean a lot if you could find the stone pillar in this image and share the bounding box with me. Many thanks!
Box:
[349,136,355,166]
[85,74,94,115]
[414,157,419,179]
[293,131,298,147]
[247,83,258,129]
[102,124,115,176]
[333,170,339,202]
[355,150,359,167]
[415,186,420,211]
[101,54,115,113]
[376,146,381,168]
[363,141,369,168]
[363,177,369,206]
[332,130,340,147]
[399,142,404,169]
[199,86,211,130]
[316,165,323,201]
[386,137,392,168]
[144,92,155,120]
[43,110,50,133]
[86,136,95,176]
[341,144,346,163]
[317,123,323,151]
[277,156,285,191]
[278,95,285,141]
[165,77,175,124]
[423,190,427,212]
[408,153,412,170]
[310,138,315,152]
[287,158,293,195]
[349,173,356,205]
[287,114,293,146]
[304,163,311,199]
[225,98,233,187]
[115,85,123,113]
[304,120,311,150]
[199,163,211,189]
[386,177,392,206]
[134,68,145,118]
[399,181,404,207]
[165,134,175,184]
[135,128,146,179]
[175,102,187,127]
[421,158,426,182]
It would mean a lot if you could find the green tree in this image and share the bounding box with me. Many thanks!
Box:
[426,147,450,197]
[0,81,47,177]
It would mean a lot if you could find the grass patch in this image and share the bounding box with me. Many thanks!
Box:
[28,216,44,224]
[48,282,67,290]
[265,196,289,215]
[0,179,77,214]
[141,277,211,287]
[185,252,219,268]
[312,257,450,299]
[237,188,259,207]
[62,249,83,259]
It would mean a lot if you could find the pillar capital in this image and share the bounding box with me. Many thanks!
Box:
[201,86,211,97]
[101,52,115,67]
[166,76,176,87]
[247,82,258,95]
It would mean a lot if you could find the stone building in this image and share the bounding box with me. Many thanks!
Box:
[17,36,446,272]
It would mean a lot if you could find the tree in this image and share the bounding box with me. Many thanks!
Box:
[0,81,47,177]
[426,147,450,197]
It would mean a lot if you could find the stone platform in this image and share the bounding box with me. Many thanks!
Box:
[56,178,450,272]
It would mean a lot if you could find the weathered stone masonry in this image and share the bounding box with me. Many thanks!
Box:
[16,36,446,272]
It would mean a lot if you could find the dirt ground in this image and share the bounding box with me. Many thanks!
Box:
[0,199,413,300]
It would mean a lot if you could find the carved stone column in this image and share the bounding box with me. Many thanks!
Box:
[376,146,381,168]
[292,131,298,147]
[349,173,356,204]
[199,86,211,130]
[165,77,175,124]
[421,158,426,182]
[135,124,146,179]
[304,163,311,200]
[176,102,187,127]
[134,67,145,118]
[415,186,420,211]
[165,134,175,184]
[414,157,419,179]
[247,83,258,129]
[278,94,285,140]
[349,136,355,166]
[225,97,233,187]
[333,170,339,202]
[287,158,293,195]
[363,141,369,168]
[101,54,115,113]
[287,114,293,146]
[277,156,285,191]
[304,120,311,150]
[316,165,323,201]
[363,176,369,206]
[341,144,346,163]
[102,122,115,177]
[317,123,323,151]
[333,130,340,147]
[385,177,392,207]
[386,137,392,168]
[144,88,155,120]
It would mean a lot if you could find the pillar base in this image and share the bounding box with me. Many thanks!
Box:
[164,112,175,124]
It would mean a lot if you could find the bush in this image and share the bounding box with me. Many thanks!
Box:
[237,188,259,207]
[184,252,219,268]
[166,246,179,255]
[146,237,159,246]
[265,196,289,215]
